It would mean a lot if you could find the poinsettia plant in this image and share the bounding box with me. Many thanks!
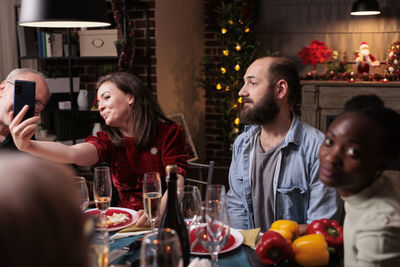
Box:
[298,40,333,67]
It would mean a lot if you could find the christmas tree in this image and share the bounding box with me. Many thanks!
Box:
[386,41,400,76]
[200,0,258,151]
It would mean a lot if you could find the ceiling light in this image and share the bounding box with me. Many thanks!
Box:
[19,0,110,28]
[351,0,381,16]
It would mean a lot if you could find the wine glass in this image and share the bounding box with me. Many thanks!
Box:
[195,200,230,267]
[93,166,112,228]
[143,172,162,232]
[140,228,183,267]
[205,184,226,203]
[75,176,89,211]
[88,230,110,267]
[181,185,202,230]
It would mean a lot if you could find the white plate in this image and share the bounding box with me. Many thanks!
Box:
[190,228,244,256]
[85,207,137,232]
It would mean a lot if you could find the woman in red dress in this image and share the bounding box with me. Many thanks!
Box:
[10,72,188,226]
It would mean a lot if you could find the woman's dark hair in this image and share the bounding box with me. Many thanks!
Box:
[344,94,400,159]
[96,72,171,150]
[344,94,384,111]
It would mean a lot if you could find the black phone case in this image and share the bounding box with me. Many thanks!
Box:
[13,80,36,121]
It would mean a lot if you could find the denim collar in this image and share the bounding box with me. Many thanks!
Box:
[242,113,301,150]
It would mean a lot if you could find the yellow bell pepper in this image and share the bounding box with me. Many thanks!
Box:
[292,234,329,267]
[269,220,299,244]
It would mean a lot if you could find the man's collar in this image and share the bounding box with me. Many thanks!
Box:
[282,114,301,147]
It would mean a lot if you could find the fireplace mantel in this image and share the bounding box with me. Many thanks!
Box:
[301,81,400,174]
[301,81,400,131]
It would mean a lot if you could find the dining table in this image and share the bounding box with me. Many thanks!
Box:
[108,232,263,267]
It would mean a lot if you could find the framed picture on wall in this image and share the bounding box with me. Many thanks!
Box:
[168,113,198,162]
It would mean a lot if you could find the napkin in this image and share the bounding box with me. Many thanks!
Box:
[239,228,261,247]
[117,223,151,233]
[188,258,211,267]
[111,223,152,240]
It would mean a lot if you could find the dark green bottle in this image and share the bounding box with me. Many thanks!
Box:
[159,164,190,266]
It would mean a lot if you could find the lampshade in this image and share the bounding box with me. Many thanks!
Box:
[19,0,111,28]
[351,0,381,16]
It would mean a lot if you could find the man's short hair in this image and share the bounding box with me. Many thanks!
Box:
[267,57,301,111]
[6,68,47,81]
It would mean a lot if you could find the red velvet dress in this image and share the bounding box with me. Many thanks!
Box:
[86,122,188,210]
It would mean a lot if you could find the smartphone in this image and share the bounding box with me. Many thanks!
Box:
[13,80,36,121]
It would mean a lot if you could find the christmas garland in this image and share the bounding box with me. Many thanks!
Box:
[199,0,258,151]
[300,71,395,83]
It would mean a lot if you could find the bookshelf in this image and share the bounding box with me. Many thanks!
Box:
[13,5,116,144]
[13,2,151,144]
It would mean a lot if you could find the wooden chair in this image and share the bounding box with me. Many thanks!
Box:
[185,161,215,186]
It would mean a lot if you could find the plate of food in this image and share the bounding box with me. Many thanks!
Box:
[190,227,244,255]
[85,207,137,231]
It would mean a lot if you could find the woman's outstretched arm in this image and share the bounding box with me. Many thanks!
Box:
[10,105,99,166]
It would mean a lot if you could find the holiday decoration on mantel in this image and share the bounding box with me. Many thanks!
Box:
[297,40,333,69]
[386,41,400,75]
[299,41,400,83]
[325,50,349,74]
[354,42,380,74]
[199,0,259,150]
[300,71,388,82]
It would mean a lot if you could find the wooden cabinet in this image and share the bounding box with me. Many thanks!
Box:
[301,81,400,131]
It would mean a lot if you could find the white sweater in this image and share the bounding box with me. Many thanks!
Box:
[342,175,400,267]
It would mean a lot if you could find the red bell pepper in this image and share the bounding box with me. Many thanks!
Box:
[306,218,343,249]
[256,231,293,265]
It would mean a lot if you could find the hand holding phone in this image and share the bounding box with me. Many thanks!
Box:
[13,80,36,121]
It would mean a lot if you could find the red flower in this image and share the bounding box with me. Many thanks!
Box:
[298,40,333,67]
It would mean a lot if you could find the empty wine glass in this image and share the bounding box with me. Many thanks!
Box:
[75,176,89,211]
[140,228,183,267]
[93,166,112,228]
[195,200,230,267]
[181,185,202,230]
[143,172,162,232]
[205,184,226,203]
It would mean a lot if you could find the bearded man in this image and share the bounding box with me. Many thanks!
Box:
[226,57,342,233]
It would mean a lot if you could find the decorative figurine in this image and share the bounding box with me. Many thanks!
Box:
[354,42,380,74]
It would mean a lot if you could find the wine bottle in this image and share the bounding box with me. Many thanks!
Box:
[159,164,190,267]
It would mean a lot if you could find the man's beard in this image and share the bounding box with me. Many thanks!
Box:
[240,89,280,125]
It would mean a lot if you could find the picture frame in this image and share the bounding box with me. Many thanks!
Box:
[168,113,198,162]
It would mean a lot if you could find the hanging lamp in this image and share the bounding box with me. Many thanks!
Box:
[351,0,381,16]
[19,0,110,28]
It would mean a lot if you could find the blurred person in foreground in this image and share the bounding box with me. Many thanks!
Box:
[9,72,187,226]
[0,68,50,149]
[319,94,400,266]
[0,152,87,267]
[226,56,342,233]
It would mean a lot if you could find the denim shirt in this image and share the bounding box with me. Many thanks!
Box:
[227,115,343,229]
